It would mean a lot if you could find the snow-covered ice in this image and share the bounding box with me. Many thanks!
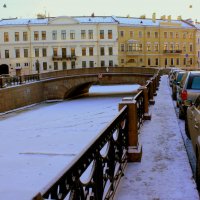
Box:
[115,76,199,200]
[0,84,139,200]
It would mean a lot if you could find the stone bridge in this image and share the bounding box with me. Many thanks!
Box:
[0,67,159,113]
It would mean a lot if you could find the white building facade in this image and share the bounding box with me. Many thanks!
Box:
[0,16,119,75]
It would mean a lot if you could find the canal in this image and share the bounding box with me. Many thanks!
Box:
[0,84,139,199]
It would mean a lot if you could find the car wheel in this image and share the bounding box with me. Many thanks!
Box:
[179,108,185,119]
[196,152,200,190]
[185,118,191,139]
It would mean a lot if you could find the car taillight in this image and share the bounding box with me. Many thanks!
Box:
[181,90,187,100]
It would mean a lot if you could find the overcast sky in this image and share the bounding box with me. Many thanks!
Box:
[1,0,200,21]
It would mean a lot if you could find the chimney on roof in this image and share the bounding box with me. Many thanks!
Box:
[140,15,146,19]
[161,15,166,20]
[168,15,171,22]
[177,16,182,20]
[152,12,156,23]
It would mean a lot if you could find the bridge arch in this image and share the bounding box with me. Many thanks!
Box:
[0,64,9,75]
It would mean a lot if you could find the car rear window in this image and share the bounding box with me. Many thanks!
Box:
[187,76,200,89]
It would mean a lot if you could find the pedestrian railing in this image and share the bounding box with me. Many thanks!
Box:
[32,72,160,200]
[0,74,40,88]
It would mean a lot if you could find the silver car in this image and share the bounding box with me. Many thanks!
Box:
[178,71,200,119]
[185,95,200,189]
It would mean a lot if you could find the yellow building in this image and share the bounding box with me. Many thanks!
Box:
[114,14,197,68]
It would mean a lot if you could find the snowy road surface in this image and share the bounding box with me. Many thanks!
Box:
[115,75,199,200]
[0,84,139,199]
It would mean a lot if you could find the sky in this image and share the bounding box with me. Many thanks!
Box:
[0,0,200,21]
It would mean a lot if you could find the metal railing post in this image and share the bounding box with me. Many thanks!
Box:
[119,98,142,162]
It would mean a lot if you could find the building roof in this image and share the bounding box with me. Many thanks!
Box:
[0,16,196,28]
[113,16,195,29]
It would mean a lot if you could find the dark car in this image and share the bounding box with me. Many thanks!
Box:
[172,71,185,100]
[178,71,200,119]
[185,95,200,189]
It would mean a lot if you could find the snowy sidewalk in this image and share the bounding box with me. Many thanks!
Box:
[115,75,199,200]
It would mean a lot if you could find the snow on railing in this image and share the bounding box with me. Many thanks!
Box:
[32,73,160,200]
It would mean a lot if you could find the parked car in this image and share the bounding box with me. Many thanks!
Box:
[185,95,200,189]
[172,71,185,100]
[169,69,182,87]
[178,71,200,119]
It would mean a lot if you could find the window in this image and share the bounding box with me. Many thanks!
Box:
[16,63,20,67]
[23,32,28,41]
[121,44,125,52]
[154,43,159,51]
[42,48,47,57]
[88,30,93,39]
[165,58,168,66]
[89,61,94,68]
[121,59,124,64]
[54,62,58,70]
[100,30,104,39]
[184,58,186,65]
[109,60,113,67]
[175,32,179,38]
[70,30,75,39]
[130,31,134,38]
[15,49,20,58]
[175,44,179,50]
[101,60,105,67]
[148,58,151,66]
[183,32,187,39]
[5,50,9,58]
[164,44,168,50]
[108,30,112,39]
[120,31,124,37]
[62,61,67,70]
[100,47,105,56]
[43,62,47,70]
[190,44,193,52]
[189,33,193,39]
[170,32,173,39]
[24,49,28,58]
[155,32,158,38]
[155,58,159,66]
[61,30,66,40]
[35,48,39,57]
[89,47,93,56]
[176,58,179,65]
[34,31,39,40]
[24,63,29,67]
[71,61,76,69]
[171,58,174,65]
[71,48,75,56]
[147,43,151,51]
[170,44,174,51]
[15,32,19,41]
[164,32,167,38]
[52,30,57,40]
[62,48,66,57]
[81,30,86,39]
[53,48,58,56]
[82,47,86,56]
[42,31,46,40]
[139,44,143,51]
[4,32,9,42]
[147,32,150,38]
[183,44,186,52]
[190,58,193,65]
[139,31,142,38]
[108,47,113,55]
[82,61,86,68]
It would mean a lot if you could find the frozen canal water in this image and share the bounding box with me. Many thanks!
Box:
[0,84,139,200]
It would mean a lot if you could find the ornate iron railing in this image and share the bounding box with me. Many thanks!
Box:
[33,106,128,200]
